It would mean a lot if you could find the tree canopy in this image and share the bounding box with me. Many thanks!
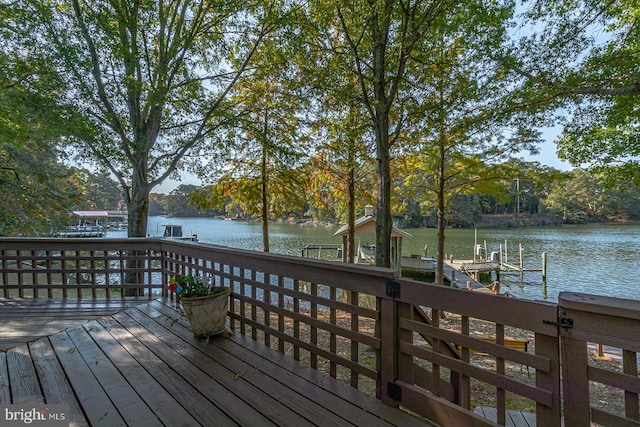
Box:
[2,0,640,259]
[508,0,640,181]
[6,0,281,236]
[0,49,83,235]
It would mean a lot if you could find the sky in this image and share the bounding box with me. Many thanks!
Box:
[524,126,573,171]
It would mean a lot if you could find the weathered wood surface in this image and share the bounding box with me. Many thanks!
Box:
[474,406,537,427]
[0,298,431,427]
[0,297,153,350]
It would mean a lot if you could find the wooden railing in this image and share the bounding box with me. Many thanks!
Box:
[388,277,562,426]
[160,239,393,396]
[1,237,639,426]
[559,292,640,427]
[0,238,164,298]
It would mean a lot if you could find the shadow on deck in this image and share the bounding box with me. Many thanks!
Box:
[0,298,430,426]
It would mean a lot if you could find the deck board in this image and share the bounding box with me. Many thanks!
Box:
[48,331,128,427]
[0,352,9,403]
[474,405,537,427]
[0,298,433,426]
[132,303,357,426]
[7,344,43,404]
[113,310,285,426]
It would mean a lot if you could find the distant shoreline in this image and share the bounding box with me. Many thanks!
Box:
[154,213,640,230]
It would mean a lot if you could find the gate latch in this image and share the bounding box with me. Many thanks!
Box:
[386,280,400,298]
[543,312,573,331]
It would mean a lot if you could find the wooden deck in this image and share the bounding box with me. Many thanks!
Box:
[0,297,154,350]
[0,298,431,426]
[474,406,537,427]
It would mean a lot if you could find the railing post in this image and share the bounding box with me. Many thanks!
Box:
[379,281,399,406]
[535,331,563,426]
[561,336,590,426]
[559,291,640,426]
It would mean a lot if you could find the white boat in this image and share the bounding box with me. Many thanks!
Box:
[163,224,198,241]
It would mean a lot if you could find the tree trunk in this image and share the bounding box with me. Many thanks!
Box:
[126,167,150,296]
[436,127,447,286]
[347,164,355,264]
[261,134,270,253]
[374,123,392,268]
[127,190,149,238]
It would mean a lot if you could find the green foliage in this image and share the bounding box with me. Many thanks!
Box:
[7,0,280,236]
[72,170,123,211]
[4,0,640,238]
[544,168,640,223]
[164,185,216,217]
[168,274,227,298]
[511,1,640,182]
[0,50,85,235]
[0,139,81,235]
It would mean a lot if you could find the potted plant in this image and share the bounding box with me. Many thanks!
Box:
[168,274,231,338]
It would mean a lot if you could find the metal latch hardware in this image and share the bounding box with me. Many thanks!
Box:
[386,280,400,298]
[387,382,402,401]
[543,313,574,330]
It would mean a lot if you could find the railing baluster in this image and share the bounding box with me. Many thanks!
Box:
[17,251,24,298]
[278,275,285,354]
[264,273,271,348]
[460,315,471,410]
[2,250,8,298]
[496,323,506,425]
[310,282,318,370]
[30,250,38,298]
[350,290,359,389]
[12,239,625,425]
[46,250,53,299]
[293,278,300,361]
[251,269,257,341]
[623,350,639,420]
[330,285,336,378]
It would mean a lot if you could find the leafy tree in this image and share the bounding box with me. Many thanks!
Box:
[305,0,459,268]
[306,93,376,261]
[9,0,279,237]
[164,184,211,217]
[0,139,81,235]
[545,169,601,222]
[394,1,530,284]
[72,170,123,211]
[544,168,640,223]
[0,49,83,235]
[148,194,165,216]
[601,177,640,221]
[508,1,640,182]
[293,6,377,262]
[192,37,308,252]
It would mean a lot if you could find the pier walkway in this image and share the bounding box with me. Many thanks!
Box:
[401,256,498,293]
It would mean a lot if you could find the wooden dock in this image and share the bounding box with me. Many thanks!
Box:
[401,256,499,293]
[0,298,430,426]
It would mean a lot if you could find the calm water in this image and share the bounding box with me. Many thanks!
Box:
[109,217,640,303]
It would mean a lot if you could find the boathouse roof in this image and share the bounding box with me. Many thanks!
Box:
[72,210,128,218]
[333,214,413,238]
